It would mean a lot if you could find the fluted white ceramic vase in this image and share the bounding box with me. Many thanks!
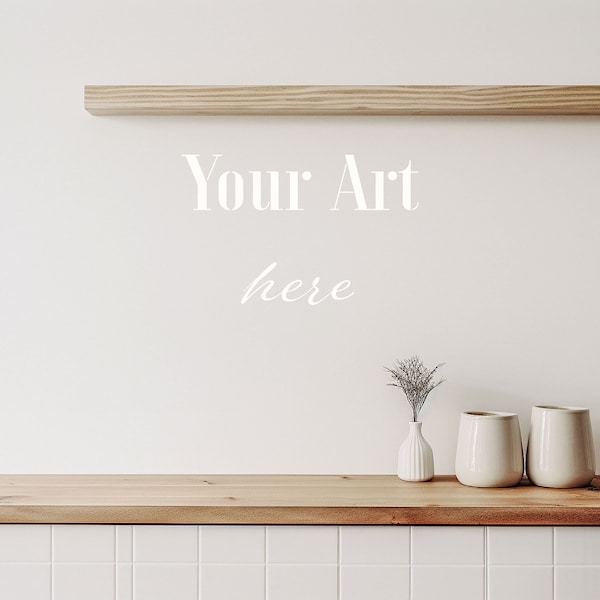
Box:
[398,421,434,482]
[455,411,524,487]
[526,405,596,488]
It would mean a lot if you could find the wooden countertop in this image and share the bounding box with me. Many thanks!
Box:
[1,475,599,525]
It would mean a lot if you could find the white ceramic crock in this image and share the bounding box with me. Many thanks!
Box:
[526,405,596,488]
[455,411,524,487]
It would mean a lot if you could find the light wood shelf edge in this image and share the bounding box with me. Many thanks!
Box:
[84,85,600,116]
[1,474,599,525]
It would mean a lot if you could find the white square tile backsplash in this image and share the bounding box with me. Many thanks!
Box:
[554,527,600,565]
[340,526,409,564]
[134,525,198,563]
[0,525,51,562]
[201,526,265,564]
[53,525,115,563]
[54,564,115,600]
[134,564,198,600]
[0,564,52,600]
[487,527,553,565]
[0,524,598,599]
[412,526,485,565]
[412,565,485,600]
[340,565,410,600]
[488,566,553,600]
[555,566,600,598]
[201,564,265,600]
[116,564,133,600]
[267,526,338,564]
[116,525,133,563]
[267,564,338,600]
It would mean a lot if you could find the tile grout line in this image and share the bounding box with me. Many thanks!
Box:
[408,526,412,600]
[129,526,133,600]
[197,526,201,600]
[552,527,556,600]
[114,526,117,600]
[337,526,341,600]
[50,525,54,600]
[484,526,488,600]
[132,526,135,600]
[264,526,269,600]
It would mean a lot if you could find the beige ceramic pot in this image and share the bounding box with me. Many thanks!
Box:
[526,405,596,488]
[455,411,524,487]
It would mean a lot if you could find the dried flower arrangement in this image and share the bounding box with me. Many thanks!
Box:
[384,355,445,422]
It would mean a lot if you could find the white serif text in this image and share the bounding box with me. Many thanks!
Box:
[241,262,354,305]
[183,154,417,211]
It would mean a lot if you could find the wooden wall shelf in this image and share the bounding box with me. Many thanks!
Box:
[84,85,600,116]
[1,474,599,525]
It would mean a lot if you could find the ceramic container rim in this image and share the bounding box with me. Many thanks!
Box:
[532,405,589,413]
[462,411,517,419]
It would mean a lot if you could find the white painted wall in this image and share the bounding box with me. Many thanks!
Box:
[2,0,600,474]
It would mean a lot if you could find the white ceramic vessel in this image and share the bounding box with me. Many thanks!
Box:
[398,421,434,482]
[455,411,524,487]
[526,405,596,488]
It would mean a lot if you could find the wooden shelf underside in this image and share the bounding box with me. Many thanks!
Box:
[84,85,600,116]
[1,474,599,525]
